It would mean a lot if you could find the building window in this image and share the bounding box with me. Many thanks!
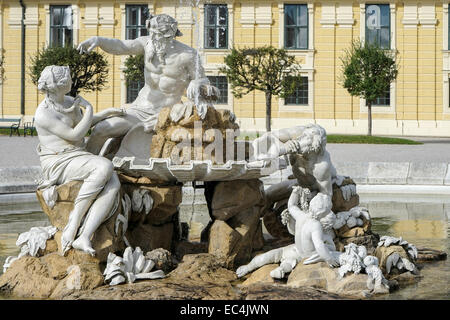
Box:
[373,89,390,106]
[126,80,144,104]
[208,76,228,104]
[284,4,308,50]
[285,77,308,105]
[126,5,149,103]
[204,4,228,49]
[365,4,390,49]
[126,5,149,40]
[50,5,73,47]
[448,13,450,50]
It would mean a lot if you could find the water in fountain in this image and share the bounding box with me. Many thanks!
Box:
[179,0,204,107]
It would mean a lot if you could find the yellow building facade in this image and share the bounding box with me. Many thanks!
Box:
[0,0,449,136]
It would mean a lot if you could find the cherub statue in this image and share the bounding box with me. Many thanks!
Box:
[236,188,341,279]
[77,13,220,155]
[34,65,123,256]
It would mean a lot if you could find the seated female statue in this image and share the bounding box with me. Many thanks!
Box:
[34,65,124,256]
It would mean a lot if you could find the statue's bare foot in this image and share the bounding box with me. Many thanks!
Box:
[270,267,285,279]
[61,226,77,255]
[236,265,251,278]
[72,236,96,256]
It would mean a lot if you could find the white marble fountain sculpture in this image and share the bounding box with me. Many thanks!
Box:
[236,124,358,280]
[77,13,220,157]
[253,124,357,211]
[77,12,282,181]
[337,243,390,294]
[103,247,165,286]
[33,65,123,256]
[377,236,418,274]
[3,226,58,273]
[236,123,391,294]
[236,187,341,279]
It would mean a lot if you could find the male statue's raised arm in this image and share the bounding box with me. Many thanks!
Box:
[74,13,224,157]
[77,36,145,56]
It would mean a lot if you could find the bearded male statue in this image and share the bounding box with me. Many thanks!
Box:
[77,13,219,155]
[253,124,357,219]
[253,124,337,202]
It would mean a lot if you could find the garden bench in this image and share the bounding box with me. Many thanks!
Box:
[24,117,36,137]
[0,117,21,137]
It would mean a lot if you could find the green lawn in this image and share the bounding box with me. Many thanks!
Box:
[238,131,422,145]
[0,128,26,136]
[327,134,422,145]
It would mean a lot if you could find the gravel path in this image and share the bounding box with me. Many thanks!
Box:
[327,136,450,163]
[0,136,40,168]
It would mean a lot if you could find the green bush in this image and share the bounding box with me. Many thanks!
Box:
[29,46,109,97]
[123,54,145,86]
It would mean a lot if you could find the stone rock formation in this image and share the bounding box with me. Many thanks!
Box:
[0,249,104,299]
[65,253,241,300]
[286,261,371,298]
[36,181,126,263]
[207,179,265,268]
[118,174,183,253]
[145,248,177,273]
[150,106,249,164]
[332,178,360,213]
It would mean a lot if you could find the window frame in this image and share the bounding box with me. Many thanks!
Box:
[207,76,228,104]
[365,4,390,106]
[125,4,149,40]
[284,4,309,50]
[126,79,145,104]
[284,76,309,106]
[372,90,391,106]
[125,4,149,103]
[448,3,450,51]
[204,4,229,49]
[49,5,73,47]
[359,3,396,113]
[365,4,390,49]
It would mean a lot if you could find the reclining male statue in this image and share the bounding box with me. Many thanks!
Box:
[236,188,341,279]
[77,13,220,156]
[253,124,336,196]
[34,65,123,256]
[253,124,356,215]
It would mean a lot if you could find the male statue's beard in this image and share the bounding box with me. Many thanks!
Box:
[150,35,172,65]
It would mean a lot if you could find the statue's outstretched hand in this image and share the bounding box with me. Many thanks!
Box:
[186,80,219,102]
[77,36,99,54]
[202,84,220,100]
[285,139,301,154]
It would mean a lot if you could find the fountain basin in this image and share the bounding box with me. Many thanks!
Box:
[112,156,286,183]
